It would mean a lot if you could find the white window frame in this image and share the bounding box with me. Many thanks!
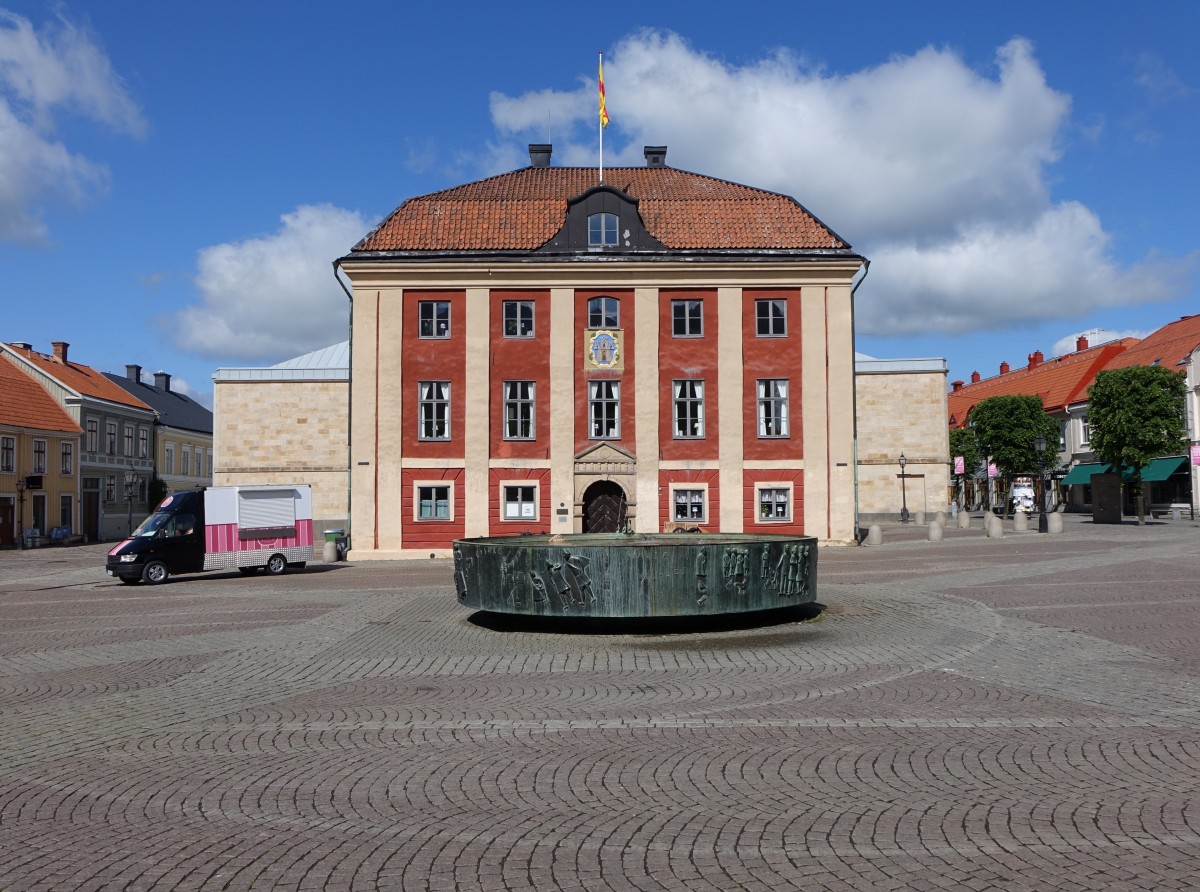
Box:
[138,427,149,459]
[32,439,46,474]
[414,482,453,521]
[670,484,708,525]
[164,443,175,475]
[85,419,98,453]
[587,296,620,328]
[105,422,117,455]
[124,424,134,456]
[182,446,191,477]
[105,475,115,502]
[755,299,787,337]
[418,381,451,441]
[1080,417,1091,445]
[60,441,73,475]
[0,436,13,472]
[755,483,793,523]
[418,300,451,339]
[588,379,620,439]
[501,481,540,521]
[757,378,790,438]
[588,212,618,247]
[503,300,535,338]
[672,380,705,439]
[503,381,535,440]
[671,299,703,337]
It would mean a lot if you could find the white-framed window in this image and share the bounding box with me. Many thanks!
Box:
[588,212,618,247]
[671,485,707,524]
[1059,420,1067,451]
[587,296,619,328]
[503,381,535,440]
[138,427,149,459]
[755,299,787,336]
[105,475,115,502]
[164,443,175,475]
[502,483,539,520]
[673,380,705,439]
[503,300,534,338]
[32,439,46,474]
[757,378,790,438]
[588,380,620,439]
[105,422,117,455]
[206,449,213,476]
[182,446,191,477]
[124,424,134,456]
[671,299,703,337]
[415,483,452,521]
[86,419,98,453]
[60,442,73,475]
[1080,417,1091,445]
[418,300,450,338]
[756,484,792,522]
[418,381,451,440]
[0,436,13,472]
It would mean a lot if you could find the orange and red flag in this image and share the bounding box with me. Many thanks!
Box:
[599,56,609,128]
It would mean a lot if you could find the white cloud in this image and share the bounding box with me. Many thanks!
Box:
[171,204,370,362]
[0,11,145,244]
[489,31,1194,337]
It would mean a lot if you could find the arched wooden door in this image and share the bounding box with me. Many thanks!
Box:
[582,481,628,533]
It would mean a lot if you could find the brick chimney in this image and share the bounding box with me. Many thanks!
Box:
[154,371,171,392]
[951,380,964,391]
[1000,361,1010,374]
[51,341,69,363]
[1027,350,1044,369]
[970,371,981,384]
[126,364,142,383]
[528,144,552,167]
[1076,335,1089,351]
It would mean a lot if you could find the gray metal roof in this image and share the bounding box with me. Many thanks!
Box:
[213,342,350,382]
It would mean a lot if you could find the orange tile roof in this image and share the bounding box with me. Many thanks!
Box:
[0,355,82,433]
[1101,314,1200,372]
[947,340,1137,428]
[4,344,152,411]
[354,166,849,253]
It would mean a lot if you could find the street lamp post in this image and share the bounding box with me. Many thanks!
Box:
[1034,436,1049,533]
[899,452,910,523]
[15,477,26,550]
[123,467,138,537]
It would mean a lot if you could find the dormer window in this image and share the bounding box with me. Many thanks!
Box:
[588,213,618,247]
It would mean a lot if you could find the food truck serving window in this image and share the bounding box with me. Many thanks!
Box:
[237,490,298,540]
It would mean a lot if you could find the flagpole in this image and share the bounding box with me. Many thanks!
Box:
[598,51,604,184]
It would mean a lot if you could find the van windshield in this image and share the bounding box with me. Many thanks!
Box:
[132,513,173,538]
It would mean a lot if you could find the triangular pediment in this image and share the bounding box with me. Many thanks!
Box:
[574,442,636,463]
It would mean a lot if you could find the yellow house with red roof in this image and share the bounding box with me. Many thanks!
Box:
[2,342,156,541]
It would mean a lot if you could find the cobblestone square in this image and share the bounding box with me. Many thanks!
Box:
[2,515,1199,890]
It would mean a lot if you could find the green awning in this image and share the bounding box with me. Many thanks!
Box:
[1061,462,1110,485]
[1140,455,1188,482]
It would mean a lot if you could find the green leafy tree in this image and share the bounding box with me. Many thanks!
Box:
[968,395,1060,517]
[949,426,983,508]
[1087,365,1187,524]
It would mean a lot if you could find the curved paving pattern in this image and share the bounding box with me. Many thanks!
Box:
[1,517,1200,889]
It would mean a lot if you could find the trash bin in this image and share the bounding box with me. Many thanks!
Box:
[324,529,344,543]
[334,535,350,561]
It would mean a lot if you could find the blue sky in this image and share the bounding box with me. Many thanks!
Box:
[1,1,1196,404]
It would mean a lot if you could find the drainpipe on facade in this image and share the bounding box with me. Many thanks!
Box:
[332,259,354,548]
[849,259,870,542]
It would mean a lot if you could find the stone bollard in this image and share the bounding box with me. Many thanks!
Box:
[934,511,946,528]
[957,511,971,529]
[1047,512,1064,534]
[323,540,339,562]
[1172,509,1183,522]
[986,515,1003,538]
[865,524,883,545]
[1013,511,1028,532]
[915,510,926,526]
[927,520,943,542]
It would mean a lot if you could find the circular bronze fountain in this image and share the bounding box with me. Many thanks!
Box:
[453,532,816,618]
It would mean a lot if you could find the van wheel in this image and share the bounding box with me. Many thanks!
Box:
[238,567,258,575]
[142,561,169,585]
[265,554,287,575]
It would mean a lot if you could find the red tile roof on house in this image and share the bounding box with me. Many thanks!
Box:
[947,339,1137,428]
[353,166,849,253]
[4,343,152,412]
[1101,314,1200,373]
[0,354,82,433]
